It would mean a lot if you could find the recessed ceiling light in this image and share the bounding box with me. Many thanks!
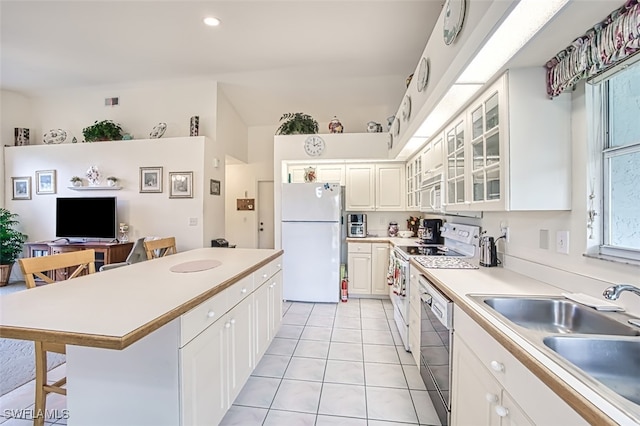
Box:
[203,17,220,27]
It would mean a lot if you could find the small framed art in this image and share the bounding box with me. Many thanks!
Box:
[36,170,56,194]
[12,176,31,200]
[210,179,221,196]
[169,171,193,198]
[140,167,163,193]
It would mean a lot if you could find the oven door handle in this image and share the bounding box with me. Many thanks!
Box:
[420,293,433,306]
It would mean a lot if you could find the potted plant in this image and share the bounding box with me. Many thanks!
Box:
[0,208,28,286]
[106,176,118,187]
[275,112,318,135]
[82,120,124,142]
[70,176,82,187]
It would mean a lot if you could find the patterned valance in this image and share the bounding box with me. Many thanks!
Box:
[545,0,640,97]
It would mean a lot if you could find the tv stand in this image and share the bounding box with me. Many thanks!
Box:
[25,241,134,276]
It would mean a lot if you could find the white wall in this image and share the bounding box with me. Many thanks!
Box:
[225,125,278,248]
[3,137,223,252]
[216,88,248,163]
[1,90,35,207]
[31,78,218,144]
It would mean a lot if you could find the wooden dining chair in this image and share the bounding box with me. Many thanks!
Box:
[143,237,177,260]
[17,249,97,426]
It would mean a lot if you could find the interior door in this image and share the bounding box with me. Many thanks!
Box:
[257,180,274,249]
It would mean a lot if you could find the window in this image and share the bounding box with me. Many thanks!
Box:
[589,57,640,262]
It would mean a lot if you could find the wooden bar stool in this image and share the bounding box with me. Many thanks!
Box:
[143,237,177,260]
[18,249,97,426]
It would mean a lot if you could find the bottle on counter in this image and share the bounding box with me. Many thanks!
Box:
[388,222,399,237]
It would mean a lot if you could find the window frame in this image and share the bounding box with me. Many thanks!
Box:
[591,56,640,263]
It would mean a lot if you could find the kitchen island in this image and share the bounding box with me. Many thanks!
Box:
[0,247,283,426]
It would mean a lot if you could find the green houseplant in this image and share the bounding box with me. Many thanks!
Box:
[82,120,124,142]
[275,112,318,135]
[0,208,28,286]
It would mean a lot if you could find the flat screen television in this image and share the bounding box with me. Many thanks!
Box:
[56,197,117,240]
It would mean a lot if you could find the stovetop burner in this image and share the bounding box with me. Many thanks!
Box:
[395,245,464,257]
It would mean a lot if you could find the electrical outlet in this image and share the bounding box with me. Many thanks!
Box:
[188,217,198,226]
[499,221,509,242]
[556,230,569,254]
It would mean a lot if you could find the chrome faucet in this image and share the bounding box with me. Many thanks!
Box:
[603,284,640,300]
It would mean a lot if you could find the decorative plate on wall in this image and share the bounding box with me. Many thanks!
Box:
[393,117,401,138]
[443,0,466,46]
[417,57,430,92]
[43,129,67,144]
[401,95,412,122]
[150,122,167,139]
[388,133,394,150]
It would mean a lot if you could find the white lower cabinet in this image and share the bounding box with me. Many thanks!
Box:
[180,257,283,426]
[348,243,390,296]
[254,271,283,360]
[452,336,533,426]
[371,243,390,295]
[452,305,587,426]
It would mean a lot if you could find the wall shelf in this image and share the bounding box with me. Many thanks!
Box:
[68,186,123,191]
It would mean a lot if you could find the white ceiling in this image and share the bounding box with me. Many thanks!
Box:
[0,0,445,128]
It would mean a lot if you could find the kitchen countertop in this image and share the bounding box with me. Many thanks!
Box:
[411,259,639,425]
[0,248,282,350]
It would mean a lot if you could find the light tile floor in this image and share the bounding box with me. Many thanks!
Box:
[221,298,441,426]
[0,298,441,426]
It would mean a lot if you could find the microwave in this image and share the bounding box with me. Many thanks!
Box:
[420,174,443,213]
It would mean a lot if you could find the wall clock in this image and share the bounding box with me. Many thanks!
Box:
[443,0,466,46]
[417,57,430,93]
[304,135,325,157]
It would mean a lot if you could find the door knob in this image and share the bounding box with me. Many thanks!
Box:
[260,228,264,231]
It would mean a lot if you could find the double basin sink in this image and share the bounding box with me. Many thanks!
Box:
[469,295,640,413]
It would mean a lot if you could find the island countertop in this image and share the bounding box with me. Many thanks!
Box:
[0,248,282,350]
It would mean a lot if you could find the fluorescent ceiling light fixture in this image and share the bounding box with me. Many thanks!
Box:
[399,83,482,159]
[203,17,221,27]
[457,0,570,84]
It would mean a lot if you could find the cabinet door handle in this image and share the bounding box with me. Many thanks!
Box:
[230,318,236,325]
[276,264,281,268]
[485,393,498,403]
[495,405,509,417]
[225,322,231,329]
[207,310,216,318]
[262,273,268,279]
[270,282,275,288]
[490,360,505,372]
[241,288,248,294]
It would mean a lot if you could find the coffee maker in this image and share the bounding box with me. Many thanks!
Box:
[420,219,443,244]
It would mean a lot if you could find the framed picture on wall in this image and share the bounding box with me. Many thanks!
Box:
[35,170,56,194]
[140,166,163,193]
[169,171,193,198]
[12,176,31,200]
[210,179,221,196]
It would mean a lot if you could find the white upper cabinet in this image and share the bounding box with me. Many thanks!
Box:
[376,163,405,211]
[346,164,376,211]
[346,163,405,211]
[444,67,571,212]
[287,164,345,185]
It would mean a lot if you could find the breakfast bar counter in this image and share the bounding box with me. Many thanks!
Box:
[0,247,284,426]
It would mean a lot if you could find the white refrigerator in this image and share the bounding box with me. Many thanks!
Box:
[281,183,342,303]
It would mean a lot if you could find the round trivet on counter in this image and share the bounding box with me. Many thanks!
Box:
[169,259,222,273]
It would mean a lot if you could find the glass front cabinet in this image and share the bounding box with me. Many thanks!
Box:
[442,68,571,212]
[406,152,422,209]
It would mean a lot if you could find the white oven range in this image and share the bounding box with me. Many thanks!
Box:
[389,223,479,352]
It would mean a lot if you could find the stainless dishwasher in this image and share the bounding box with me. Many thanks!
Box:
[418,274,453,426]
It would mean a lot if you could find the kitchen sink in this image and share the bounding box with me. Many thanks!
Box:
[544,336,640,405]
[481,296,640,336]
